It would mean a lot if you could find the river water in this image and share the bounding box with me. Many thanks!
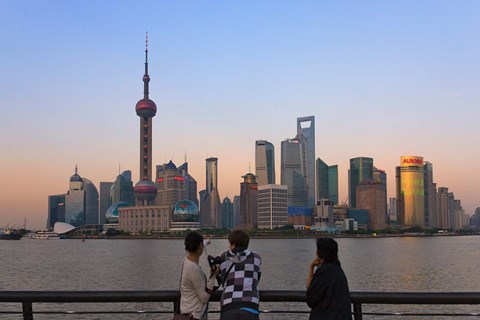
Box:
[1,236,479,319]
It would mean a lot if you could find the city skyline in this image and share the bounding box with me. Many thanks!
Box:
[1,1,479,229]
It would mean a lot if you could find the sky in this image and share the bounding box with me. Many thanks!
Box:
[1,0,479,229]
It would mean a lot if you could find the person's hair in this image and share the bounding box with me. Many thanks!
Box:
[316,237,339,264]
[228,229,250,249]
[184,231,204,253]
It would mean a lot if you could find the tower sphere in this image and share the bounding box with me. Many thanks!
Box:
[134,179,157,201]
[135,98,157,118]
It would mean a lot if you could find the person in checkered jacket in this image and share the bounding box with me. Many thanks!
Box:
[219,230,262,320]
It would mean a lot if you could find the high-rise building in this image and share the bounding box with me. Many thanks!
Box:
[436,187,450,229]
[423,162,436,227]
[373,167,387,223]
[316,158,339,205]
[65,166,86,226]
[111,171,135,205]
[48,194,66,228]
[255,140,276,186]
[83,178,99,225]
[99,182,113,225]
[281,137,307,207]
[133,34,158,206]
[297,116,315,207]
[396,156,425,227]
[257,184,288,229]
[233,196,241,228]
[388,197,397,222]
[240,173,258,229]
[178,162,199,206]
[155,161,187,207]
[356,181,387,230]
[200,157,222,228]
[348,157,373,208]
[222,197,234,230]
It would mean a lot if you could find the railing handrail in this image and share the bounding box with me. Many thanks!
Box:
[1,290,480,304]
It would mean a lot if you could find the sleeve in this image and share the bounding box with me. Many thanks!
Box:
[306,266,329,309]
[189,266,212,304]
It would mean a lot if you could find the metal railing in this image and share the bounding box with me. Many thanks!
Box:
[0,290,479,319]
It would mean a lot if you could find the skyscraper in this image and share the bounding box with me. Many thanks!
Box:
[155,161,187,207]
[423,161,436,227]
[222,197,234,230]
[240,173,258,229]
[200,157,222,228]
[83,178,99,225]
[297,116,315,207]
[281,137,307,207]
[99,182,113,225]
[65,166,86,226]
[348,157,373,208]
[356,181,387,230]
[48,194,66,228]
[316,158,339,205]
[257,184,288,229]
[255,140,275,185]
[436,187,450,229]
[133,34,157,206]
[373,167,387,223]
[233,195,241,228]
[396,156,425,227]
[110,171,135,205]
[178,162,199,206]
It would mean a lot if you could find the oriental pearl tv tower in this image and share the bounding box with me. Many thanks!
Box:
[134,33,157,206]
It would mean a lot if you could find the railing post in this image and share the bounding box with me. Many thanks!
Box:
[22,302,33,320]
[353,302,362,320]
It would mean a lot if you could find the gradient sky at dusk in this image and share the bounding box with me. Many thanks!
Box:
[1,1,479,229]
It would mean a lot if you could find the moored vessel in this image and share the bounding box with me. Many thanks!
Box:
[0,229,23,240]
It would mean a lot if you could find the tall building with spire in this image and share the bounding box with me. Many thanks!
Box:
[118,34,169,234]
[133,33,157,206]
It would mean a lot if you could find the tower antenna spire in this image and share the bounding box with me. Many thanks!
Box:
[143,31,150,99]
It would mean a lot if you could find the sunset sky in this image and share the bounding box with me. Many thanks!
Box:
[1,1,479,229]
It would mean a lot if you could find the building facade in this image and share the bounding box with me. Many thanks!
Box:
[111,171,135,205]
[316,158,339,205]
[348,157,373,209]
[281,137,307,207]
[155,161,187,207]
[396,156,425,227]
[99,182,113,225]
[257,184,288,229]
[83,178,99,225]
[423,162,436,227]
[200,157,222,228]
[48,194,66,228]
[118,205,170,233]
[222,197,234,230]
[255,140,276,186]
[297,116,315,207]
[356,181,387,230]
[239,173,258,229]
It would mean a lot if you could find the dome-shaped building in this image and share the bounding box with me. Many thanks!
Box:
[105,201,131,225]
[170,200,201,231]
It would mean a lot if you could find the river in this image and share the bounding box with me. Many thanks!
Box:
[1,236,479,319]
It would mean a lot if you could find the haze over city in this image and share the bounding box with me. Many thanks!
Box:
[1,1,479,229]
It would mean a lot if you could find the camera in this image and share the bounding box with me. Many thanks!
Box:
[207,255,223,268]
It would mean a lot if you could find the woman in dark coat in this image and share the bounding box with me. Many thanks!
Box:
[306,238,352,320]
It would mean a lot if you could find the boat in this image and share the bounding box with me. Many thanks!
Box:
[0,229,23,240]
[32,230,60,240]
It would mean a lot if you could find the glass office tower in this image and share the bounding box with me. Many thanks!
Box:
[396,156,425,227]
[297,116,315,207]
[255,140,276,186]
[348,157,373,208]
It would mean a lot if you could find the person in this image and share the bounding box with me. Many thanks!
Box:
[179,231,219,320]
[219,230,262,320]
[306,237,352,320]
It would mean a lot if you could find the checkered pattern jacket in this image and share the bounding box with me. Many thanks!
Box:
[220,249,262,310]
